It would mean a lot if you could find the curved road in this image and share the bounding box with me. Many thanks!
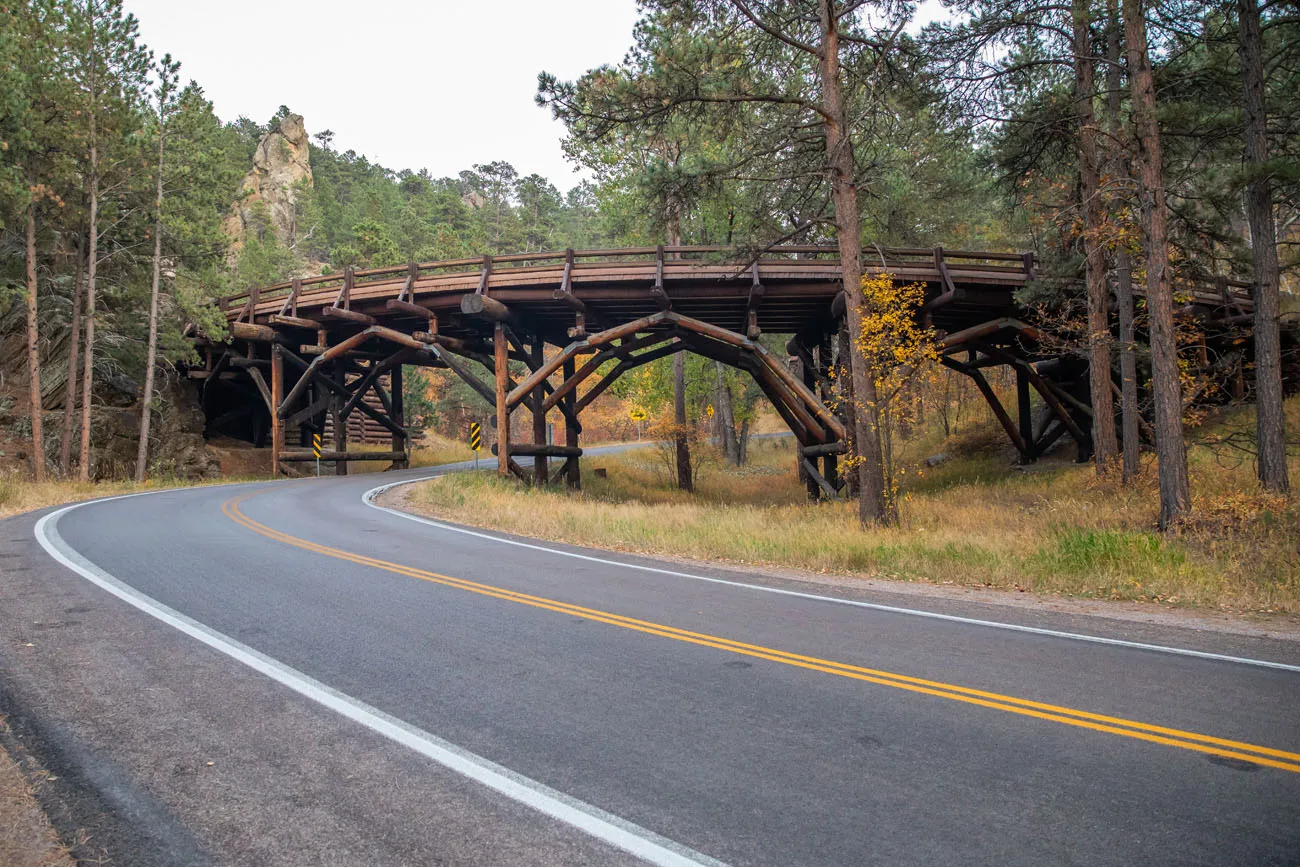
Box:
[1,463,1299,866]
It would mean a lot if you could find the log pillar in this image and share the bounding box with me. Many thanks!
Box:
[1016,367,1033,464]
[531,336,548,485]
[816,335,838,491]
[332,358,349,475]
[789,354,819,502]
[391,363,409,469]
[270,344,284,476]
[495,324,510,475]
[563,356,581,490]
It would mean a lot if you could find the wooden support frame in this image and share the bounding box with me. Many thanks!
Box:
[562,356,580,490]
[531,336,548,485]
[332,357,349,475]
[942,356,1028,457]
[495,324,510,475]
[271,345,284,475]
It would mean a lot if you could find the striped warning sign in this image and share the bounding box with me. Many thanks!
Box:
[312,432,322,459]
[469,422,482,451]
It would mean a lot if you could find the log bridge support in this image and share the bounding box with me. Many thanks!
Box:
[199,243,1263,495]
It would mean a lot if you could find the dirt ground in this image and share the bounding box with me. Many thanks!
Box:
[0,717,75,867]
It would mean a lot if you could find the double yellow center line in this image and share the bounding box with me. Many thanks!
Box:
[222,494,1300,773]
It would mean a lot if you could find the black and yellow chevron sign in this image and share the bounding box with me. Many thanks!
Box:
[468,422,482,452]
[312,433,322,459]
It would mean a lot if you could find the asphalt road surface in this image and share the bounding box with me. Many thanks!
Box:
[1,459,1298,866]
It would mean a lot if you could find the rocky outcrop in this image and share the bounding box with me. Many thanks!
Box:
[224,113,313,260]
[93,375,221,481]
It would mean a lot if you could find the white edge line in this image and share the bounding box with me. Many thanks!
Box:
[33,497,728,867]
[362,475,1300,675]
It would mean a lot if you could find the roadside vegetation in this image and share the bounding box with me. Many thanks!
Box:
[402,401,1300,616]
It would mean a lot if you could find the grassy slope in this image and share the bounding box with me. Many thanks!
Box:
[406,403,1300,615]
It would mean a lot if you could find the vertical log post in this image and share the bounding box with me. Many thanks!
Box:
[532,336,548,485]
[1016,368,1033,463]
[391,363,408,469]
[789,354,819,502]
[563,356,581,490]
[817,336,839,490]
[271,344,284,476]
[495,324,510,475]
[332,358,348,475]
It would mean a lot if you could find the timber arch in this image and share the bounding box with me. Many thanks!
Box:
[190,245,1256,496]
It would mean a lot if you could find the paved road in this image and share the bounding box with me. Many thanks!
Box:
[1,461,1298,866]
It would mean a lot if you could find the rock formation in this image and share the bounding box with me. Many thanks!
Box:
[224,113,313,260]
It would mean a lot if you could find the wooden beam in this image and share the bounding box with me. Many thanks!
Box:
[320,305,376,325]
[492,443,581,458]
[563,356,580,490]
[507,312,671,409]
[495,324,510,475]
[531,336,548,485]
[943,357,1028,455]
[574,340,683,413]
[247,367,274,416]
[271,345,284,475]
[285,393,333,429]
[386,298,436,318]
[269,314,320,330]
[460,293,512,322]
[280,450,406,462]
[231,322,277,342]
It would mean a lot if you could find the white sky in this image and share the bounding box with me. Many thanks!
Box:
[123,0,642,191]
[124,0,949,193]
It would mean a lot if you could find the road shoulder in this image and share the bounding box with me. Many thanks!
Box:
[380,481,1300,657]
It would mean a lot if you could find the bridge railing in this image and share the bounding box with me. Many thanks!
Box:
[218,244,1043,322]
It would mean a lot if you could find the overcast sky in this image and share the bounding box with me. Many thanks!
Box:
[123,1,948,193]
[123,0,642,191]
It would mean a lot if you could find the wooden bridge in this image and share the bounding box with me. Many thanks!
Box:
[192,244,1257,497]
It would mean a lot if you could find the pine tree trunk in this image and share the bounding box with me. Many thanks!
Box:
[817,0,890,525]
[135,104,167,484]
[1123,0,1190,527]
[25,205,46,482]
[673,350,693,491]
[1073,0,1118,470]
[1238,0,1288,494]
[60,234,84,475]
[714,362,740,464]
[1106,1,1141,482]
[666,217,692,491]
[79,142,97,482]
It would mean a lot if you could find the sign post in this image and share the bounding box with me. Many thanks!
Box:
[628,406,647,441]
[469,421,482,470]
[312,432,322,477]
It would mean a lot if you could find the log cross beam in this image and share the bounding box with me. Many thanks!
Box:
[542,332,674,413]
[574,339,684,413]
[427,343,497,406]
[340,348,416,419]
[506,312,673,410]
[941,356,1029,456]
[279,347,408,439]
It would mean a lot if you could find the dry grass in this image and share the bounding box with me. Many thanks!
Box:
[406,404,1300,615]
